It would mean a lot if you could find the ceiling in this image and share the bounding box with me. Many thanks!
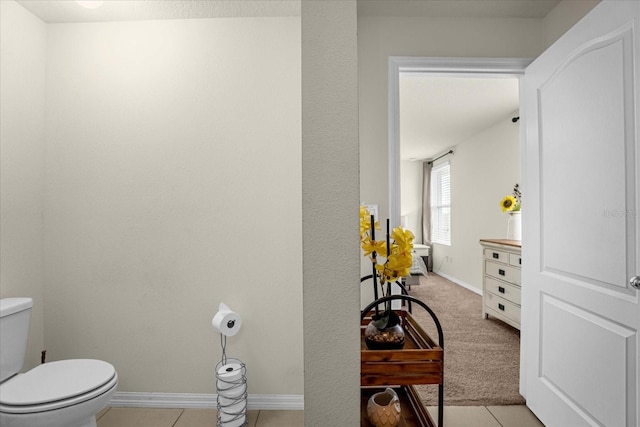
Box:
[400,76,520,161]
[17,0,547,162]
[17,0,561,23]
[358,0,560,18]
[15,1,300,22]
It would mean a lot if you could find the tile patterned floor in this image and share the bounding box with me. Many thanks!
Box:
[97,405,544,426]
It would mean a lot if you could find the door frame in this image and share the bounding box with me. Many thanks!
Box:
[387,56,533,395]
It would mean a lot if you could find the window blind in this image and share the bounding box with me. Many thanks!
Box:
[430,161,451,245]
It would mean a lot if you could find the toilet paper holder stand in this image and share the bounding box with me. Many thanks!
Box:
[213,304,247,427]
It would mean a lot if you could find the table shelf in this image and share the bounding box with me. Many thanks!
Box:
[360,386,435,427]
[361,310,443,387]
[360,295,444,427]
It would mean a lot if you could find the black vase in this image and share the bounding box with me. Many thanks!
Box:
[364,310,405,350]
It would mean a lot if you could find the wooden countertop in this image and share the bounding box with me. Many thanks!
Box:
[479,239,521,248]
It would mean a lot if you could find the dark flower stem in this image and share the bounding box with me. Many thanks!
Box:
[385,219,391,314]
[371,214,379,316]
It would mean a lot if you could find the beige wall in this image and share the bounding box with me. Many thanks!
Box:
[0,8,303,395]
[543,0,601,48]
[43,16,302,395]
[0,0,47,371]
[302,2,360,423]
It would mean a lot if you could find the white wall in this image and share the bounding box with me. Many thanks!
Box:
[0,0,47,371]
[400,159,423,242]
[431,111,521,291]
[40,17,302,395]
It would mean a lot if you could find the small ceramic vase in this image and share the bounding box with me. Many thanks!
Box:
[367,387,401,427]
[507,210,522,240]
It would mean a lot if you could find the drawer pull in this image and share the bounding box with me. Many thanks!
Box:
[492,252,499,259]
[519,258,521,265]
[498,269,506,276]
[498,303,505,311]
[498,286,505,294]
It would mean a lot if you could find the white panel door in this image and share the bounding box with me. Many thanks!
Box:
[522,1,639,426]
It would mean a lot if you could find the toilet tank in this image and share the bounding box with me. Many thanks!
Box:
[0,298,33,383]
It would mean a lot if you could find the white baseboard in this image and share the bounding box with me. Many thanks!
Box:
[109,392,304,410]
[432,270,482,295]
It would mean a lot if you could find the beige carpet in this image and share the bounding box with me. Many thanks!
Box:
[407,274,525,406]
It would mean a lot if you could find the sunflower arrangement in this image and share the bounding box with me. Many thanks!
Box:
[500,183,522,213]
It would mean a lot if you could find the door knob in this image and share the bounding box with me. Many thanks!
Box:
[631,276,640,290]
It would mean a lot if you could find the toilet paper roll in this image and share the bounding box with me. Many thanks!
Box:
[218,382,246,401]
[216,362,243,387]
[219,394,239,407]
[212,303,242,336]
[219,414,246,427]
[220,401,245,418]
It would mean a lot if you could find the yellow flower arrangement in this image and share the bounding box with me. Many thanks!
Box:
[360,206,414,285]
[360,206,415,347]
[500,184,522,213]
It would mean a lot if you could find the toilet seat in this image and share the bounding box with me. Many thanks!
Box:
[0,359,117,414]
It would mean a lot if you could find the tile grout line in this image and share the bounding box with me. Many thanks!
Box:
[170,408,186,427]
[484,406,505,427]
[96,407,111,422]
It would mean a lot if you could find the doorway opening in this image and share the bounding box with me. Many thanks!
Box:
[388,57,532,406]
[388,57,531,227]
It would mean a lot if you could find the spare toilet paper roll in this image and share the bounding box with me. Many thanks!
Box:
[218,389,246,407]
[218,378,246,398]
[217,362,243,388]
[212,302,242,336]
[219,387,245,405]
[220,401,245,418]
[219,413,246,427]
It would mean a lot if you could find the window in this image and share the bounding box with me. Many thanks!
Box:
[430,161,451,245]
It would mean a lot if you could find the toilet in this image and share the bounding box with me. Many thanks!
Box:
[0,298,118,427]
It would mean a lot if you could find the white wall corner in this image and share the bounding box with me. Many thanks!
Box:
[431,271,482,296]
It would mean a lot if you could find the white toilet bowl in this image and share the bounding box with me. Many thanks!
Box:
[0,359,118,427]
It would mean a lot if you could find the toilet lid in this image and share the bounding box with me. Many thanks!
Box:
[0,359,116,406]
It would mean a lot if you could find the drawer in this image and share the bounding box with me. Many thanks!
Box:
[485,276,521,305]
[485,292,521,325]
[509,253,522,267]
[484,248,508,264]
[485,261,521,286]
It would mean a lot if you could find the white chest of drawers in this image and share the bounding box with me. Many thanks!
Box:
[480,239,522,330]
